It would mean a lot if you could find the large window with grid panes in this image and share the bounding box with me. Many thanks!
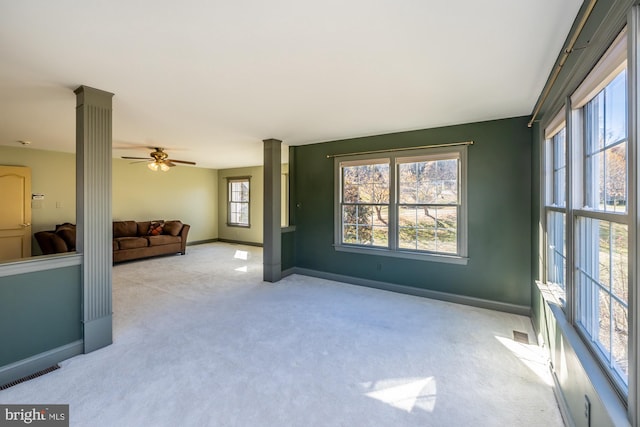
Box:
[335,146,467,263]
[575,64,629,390]
[544,29,630,395]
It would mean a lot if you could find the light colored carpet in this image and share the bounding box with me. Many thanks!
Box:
[1,243,563,426]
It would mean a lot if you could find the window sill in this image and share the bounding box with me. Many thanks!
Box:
[226,223,250,228]
[334,244,468,265]
[537,280,566,308]
[281,226,296,233]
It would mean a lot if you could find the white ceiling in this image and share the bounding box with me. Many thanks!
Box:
[0,1,582,169]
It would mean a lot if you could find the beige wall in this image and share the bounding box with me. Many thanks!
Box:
[0,146,76,237]
[218,166,263,244]
[1,146,219,253]
[113,158,218,242]
[217,164,288,245]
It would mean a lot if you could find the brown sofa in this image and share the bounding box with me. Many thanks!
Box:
[113,220,190,263]
[34,220,190,263]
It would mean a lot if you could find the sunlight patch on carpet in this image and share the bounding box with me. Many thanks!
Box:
[495,336,553,386]
[234,250,249,260]
[363,377,436,413]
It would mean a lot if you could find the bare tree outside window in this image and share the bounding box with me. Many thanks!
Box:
[398,158,459,253]
[338,149,464,258]
[342,162,389,246]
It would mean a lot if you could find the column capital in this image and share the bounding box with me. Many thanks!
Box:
[74,85,114,108]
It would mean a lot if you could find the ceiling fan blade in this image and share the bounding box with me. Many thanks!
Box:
[128,160,151,164]
[165,160,177,167]
[122,156,151,160]
[169,159,197,165]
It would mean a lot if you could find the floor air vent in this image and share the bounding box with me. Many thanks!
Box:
[513,331,529,344]
[0,364,60,390]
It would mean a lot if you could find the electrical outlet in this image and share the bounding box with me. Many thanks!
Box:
[584,395,591,426]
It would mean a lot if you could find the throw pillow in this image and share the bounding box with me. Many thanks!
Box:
[163,220,183,236]
[147,221,164,236]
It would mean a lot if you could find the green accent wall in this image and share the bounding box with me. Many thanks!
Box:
[281,230,296,271]
[531,123,542,284]
[0,265,82,366]
[292,116,532,306]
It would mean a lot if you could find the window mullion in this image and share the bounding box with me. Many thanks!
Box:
[609,222,615,365]
[567,100,576,318]
[389,155,397,251]
[628,7,640,422]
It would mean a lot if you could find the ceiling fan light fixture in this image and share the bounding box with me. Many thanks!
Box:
[123,147,195,170]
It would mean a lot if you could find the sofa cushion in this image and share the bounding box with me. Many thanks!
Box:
[54,223,76,251]
[135,221,147,236]
[56,228,76,251]
[114,221,138,238]
[51,235,69,253]
[115,237,149,250]
[147,221,164,236]
[113,240,119,251]
[35,231,68,255]
[163,220,183,236]
[146,235,181,246]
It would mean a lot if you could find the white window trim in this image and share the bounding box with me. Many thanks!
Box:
[544,108,566,140]
[333,146,468,265]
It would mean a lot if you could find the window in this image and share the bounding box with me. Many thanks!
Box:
[544,121,567,304]
[575,66,629,390]
[544,29,631,394]
[335,146,467,263]
[340,159,390,247]
[227,177,250,227]
[397,155,460,254]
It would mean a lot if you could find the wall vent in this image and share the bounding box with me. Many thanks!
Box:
[513,330,529,344]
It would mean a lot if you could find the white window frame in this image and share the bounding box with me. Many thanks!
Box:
[227,177,251,227]
[334,146,468,265]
